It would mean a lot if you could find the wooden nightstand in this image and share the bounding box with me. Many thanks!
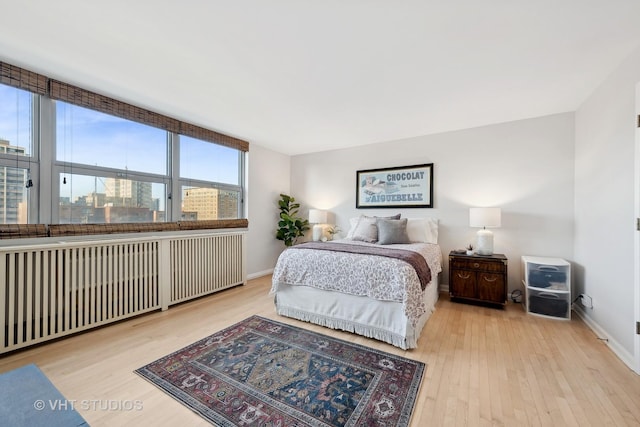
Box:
[449,252,508,307]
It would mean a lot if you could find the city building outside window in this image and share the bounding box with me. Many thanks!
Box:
[180,135,243,221]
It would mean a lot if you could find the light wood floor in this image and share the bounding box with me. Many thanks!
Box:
[1,275,640,426]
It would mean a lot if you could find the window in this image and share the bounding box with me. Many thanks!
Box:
[0,85,34,224]
[54,102,170,224]
[0,84,33,157]
[181,186,241,221]
[0,61,248,227]
[56,102,167,174]
[59,173,166,224]
[0,166,29,224]
[179,135,243,221]
[180,135,240,185]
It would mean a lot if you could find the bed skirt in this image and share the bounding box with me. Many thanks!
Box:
[273,278,439,349]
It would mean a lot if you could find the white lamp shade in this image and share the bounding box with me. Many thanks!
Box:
[308,209,327,224]
[469,207,501,228]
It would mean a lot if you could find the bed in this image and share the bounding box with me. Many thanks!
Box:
[271,216,442,349]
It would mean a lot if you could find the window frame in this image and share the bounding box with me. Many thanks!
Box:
[51,164,172,224]
[0,89,40,224]
[0,67,247,226]
[176,134,244,221]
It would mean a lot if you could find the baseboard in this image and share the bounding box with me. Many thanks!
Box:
[572,304,638,374]
[247,268,274,280]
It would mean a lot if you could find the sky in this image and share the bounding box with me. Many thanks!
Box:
[0,85,32,154]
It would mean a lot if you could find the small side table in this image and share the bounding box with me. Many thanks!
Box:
[449,251,508,307]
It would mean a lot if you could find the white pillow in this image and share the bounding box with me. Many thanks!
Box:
[406,217,439,244]
[345,214,401,240]
[351,216,378,243]
[346,217,361,239]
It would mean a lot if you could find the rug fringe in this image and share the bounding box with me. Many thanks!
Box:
[275,306,414,349]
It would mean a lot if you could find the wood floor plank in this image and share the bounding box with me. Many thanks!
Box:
[1,275,640,426]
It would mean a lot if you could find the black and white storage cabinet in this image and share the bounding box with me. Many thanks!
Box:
[521,256,571,320]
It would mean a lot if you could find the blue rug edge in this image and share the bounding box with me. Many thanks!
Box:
[0,363,89,427]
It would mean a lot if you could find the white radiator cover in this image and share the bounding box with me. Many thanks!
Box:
[0,230,246,354]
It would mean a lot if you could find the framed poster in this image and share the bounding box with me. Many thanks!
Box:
[356,163,433,208]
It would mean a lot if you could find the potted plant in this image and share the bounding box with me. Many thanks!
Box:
[276,194,310,246]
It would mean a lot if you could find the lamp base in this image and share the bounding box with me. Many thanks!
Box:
[476,229,494,255]
[312,224,325,241]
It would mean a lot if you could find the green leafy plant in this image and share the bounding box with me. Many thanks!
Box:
[276,194,310,246]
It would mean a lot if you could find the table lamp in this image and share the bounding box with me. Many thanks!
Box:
[469,207,501,255]
[308,209,328,241]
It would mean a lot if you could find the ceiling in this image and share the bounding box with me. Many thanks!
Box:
[1,1,640,156]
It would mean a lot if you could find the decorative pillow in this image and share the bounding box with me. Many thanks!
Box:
[406,217,439,244]
[345,217,361,239]
[377,218,410,245]
[345,214,401,240]
[350,216,378,243]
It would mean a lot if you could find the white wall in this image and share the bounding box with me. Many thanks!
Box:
[246,144,290,278]
[290,113,575,292]
[574,45,640,365]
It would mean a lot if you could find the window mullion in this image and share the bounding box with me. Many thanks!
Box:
[39,95,55,224]
[239,151,246,217]
[170,133,181,222]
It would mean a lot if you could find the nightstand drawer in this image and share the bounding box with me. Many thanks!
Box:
[450,258,505,273]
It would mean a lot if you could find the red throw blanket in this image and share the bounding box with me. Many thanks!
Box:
[290,241,432,290]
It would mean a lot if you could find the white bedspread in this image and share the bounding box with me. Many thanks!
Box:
[271,240,442,327]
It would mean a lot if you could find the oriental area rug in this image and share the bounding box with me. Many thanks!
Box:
[135,315,425,426]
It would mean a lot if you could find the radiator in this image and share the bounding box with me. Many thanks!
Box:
[0,231,246,354]
[169,234,244,305]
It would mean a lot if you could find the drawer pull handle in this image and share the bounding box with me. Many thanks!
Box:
[473,263,480,268]
[483,276,497,282]
[457,273,471,279]
[537,292,560,299]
